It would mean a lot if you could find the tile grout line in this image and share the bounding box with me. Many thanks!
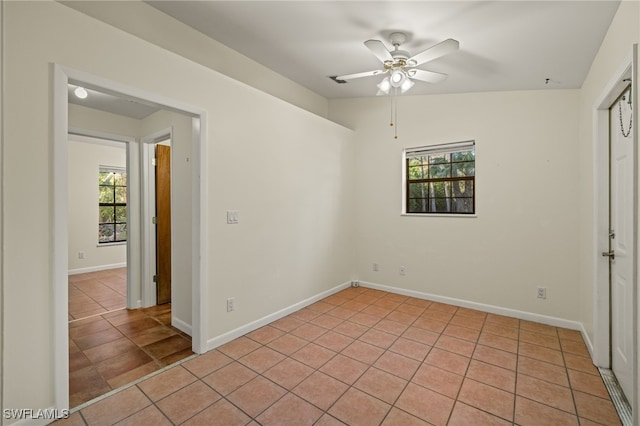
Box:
[70,352,199,415]
[68,287,622,425]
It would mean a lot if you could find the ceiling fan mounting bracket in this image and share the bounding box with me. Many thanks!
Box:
[388,32,408,47]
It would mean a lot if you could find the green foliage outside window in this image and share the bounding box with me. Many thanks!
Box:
[98,168,127,243]
[406,143,475,214]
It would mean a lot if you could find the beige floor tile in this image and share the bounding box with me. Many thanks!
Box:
[329,387,391,426]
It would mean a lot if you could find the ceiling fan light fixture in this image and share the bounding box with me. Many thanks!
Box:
[390,69,406,87]
[74,86,88,99]
[400,78,415,93]
[377,76,391,94]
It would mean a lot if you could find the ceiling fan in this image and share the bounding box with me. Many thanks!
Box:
[333,32,459,95]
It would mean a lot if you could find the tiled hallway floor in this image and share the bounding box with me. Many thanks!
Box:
[69,270,193,408]
[60,286,621,425]
[69,268,127,320]
[69,305,194,407]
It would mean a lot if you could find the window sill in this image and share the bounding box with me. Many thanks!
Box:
[97,241,127,247]
[401,213,478,218]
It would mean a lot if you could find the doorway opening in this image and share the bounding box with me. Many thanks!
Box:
[67,132,130,318]
[592,47,637,425]
[53,65,208,411]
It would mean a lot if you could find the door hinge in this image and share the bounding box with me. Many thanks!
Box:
[152,216,158,224]
[153,275,158,283]
[609,229,616,239]
[152,158,157,166]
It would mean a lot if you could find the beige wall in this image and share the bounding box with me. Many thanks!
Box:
[69,103,140,137]
[68,139,127,272]
[330,89,581,319]
[3,1,355,415]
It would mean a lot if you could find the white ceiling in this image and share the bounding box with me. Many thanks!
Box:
[147,0,621,99]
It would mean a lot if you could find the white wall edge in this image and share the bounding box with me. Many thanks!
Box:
[68,262,127,276]
[359,281,584,331]
[207,281,352,350]
[172,316,192,337]
[580,321,595,359]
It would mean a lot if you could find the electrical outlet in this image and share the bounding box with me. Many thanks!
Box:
[226,297,235,312]
[537,287,547,299]
[78,251,85,260]
[399,266,406,276]
[372,263,379,272]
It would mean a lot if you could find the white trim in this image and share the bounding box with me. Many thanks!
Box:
[405,140,475,157]
[359,280,584,331]
[172,316,192,336]
[192,115,208,354]
[70,129,140,310]
[140,127,173,308]
[207,281,352,350]
[68,262,127,275]
[68,128,135,145]
[591,51,635,372]
[96,241,126,248]
[53,64,70,411]
[400,214,477,219]
[53,65,209,414]
[401,140,477,216]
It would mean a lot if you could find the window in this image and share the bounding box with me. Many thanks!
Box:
[404,141,475,215]
[98,167,127,243]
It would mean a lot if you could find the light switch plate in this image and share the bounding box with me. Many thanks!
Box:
[227,210,239,224]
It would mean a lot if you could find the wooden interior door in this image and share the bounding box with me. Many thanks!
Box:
[156,144,172,305]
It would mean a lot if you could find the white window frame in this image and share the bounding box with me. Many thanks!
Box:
[402,140,477,217]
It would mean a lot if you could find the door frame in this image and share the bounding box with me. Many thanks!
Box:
[592,46,637,419]
[140,128,173,308]
[67,130,138,309]
[53,64,208,410]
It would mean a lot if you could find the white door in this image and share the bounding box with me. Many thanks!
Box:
[609,86,634,400]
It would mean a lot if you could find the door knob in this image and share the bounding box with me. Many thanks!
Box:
[602,250,615,260]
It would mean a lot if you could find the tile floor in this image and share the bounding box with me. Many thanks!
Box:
[59,286,622,425]
[69,270,193,407]
[69,268,128,320]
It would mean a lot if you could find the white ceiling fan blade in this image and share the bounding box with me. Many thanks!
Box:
[408,38,459,67]
[364,39,393,63]
[408,69,449,84]
[335,69,386,80]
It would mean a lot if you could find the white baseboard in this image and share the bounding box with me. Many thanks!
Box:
[207,281,352,350]
[68,262,126,275]
[579,321,596,359]
[173,316,192,337]
[358,280,584,331]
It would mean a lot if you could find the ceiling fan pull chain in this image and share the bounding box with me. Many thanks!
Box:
[619,93,632,138]
[390,94,394,127]
[394,94,399,139]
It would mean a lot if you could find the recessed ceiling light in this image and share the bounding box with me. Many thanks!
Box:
[74,87,88,99]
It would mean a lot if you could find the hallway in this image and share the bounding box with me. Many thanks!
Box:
[68,270,193,407]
